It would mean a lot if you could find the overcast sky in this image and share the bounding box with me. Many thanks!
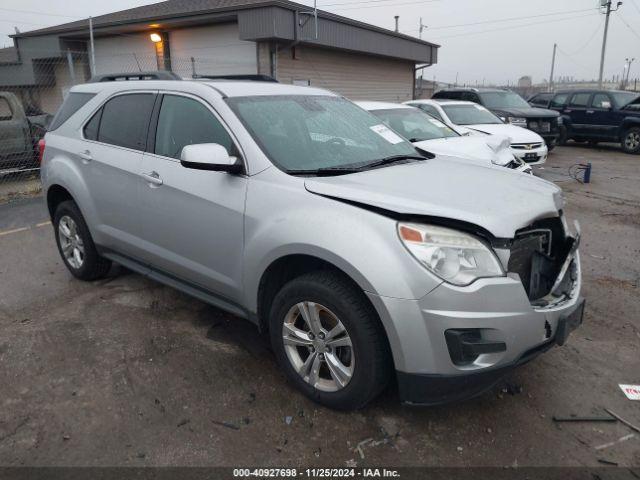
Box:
[2,0,640,85]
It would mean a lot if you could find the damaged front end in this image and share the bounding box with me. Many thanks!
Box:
[505,215,580,308]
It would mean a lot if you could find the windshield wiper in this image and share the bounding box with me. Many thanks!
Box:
[361,154,429,169]
[286,166,365,176]
[286,154,429,176]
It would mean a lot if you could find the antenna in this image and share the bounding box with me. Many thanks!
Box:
[300,0,318,39]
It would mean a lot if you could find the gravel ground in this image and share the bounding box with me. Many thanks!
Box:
[0,144,638,468]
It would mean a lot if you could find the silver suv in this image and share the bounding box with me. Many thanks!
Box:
[41,78,584,410]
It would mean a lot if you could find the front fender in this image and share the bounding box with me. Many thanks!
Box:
[242,170,441,315]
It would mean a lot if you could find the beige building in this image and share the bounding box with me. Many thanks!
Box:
[0,0,439,114]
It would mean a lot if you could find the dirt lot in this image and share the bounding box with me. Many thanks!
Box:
[0,144,638,469]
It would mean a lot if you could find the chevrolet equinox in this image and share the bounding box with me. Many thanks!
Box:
[41,78,585,410]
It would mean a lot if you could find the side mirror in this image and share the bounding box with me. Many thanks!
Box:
[180,143,244,173]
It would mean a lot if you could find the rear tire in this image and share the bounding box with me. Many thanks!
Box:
[621,127,640,154]
[53,200,112,281]
[269,271,391,410]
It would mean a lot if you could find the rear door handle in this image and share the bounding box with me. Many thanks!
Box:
[141,171,163,186]
[78,150,92,162]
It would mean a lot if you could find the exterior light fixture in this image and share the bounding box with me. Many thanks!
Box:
[150,33,162,43]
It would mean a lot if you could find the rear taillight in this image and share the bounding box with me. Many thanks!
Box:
[37,138,46,164]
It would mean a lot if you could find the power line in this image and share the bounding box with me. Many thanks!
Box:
[432,12,599,40]
[561,20,603,56]
[325,0,440,10]
[616,13,640,40]
[403,7,599,32]
[320,0,439,7]
[0,7,83,19]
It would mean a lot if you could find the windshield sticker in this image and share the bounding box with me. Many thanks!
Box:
[370,124,404,144]
[428,118,446,127]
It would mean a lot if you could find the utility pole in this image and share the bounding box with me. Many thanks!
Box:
[549,43,557,92]
[598,1,622,88]
[624,58,635,89]
[419,17,425,39]
[89,17,96,76]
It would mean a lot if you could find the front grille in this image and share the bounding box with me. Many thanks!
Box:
[508,217,572,302]
[527,118,558,134]
[511,142,544,150]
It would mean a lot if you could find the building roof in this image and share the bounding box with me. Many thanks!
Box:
[13,0,438,50]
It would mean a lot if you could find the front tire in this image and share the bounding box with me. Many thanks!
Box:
[269,271,391,410]
[53,200,112,280]
[621,127,640,154]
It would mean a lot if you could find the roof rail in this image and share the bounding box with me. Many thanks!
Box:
[88,71,182,83]
[193,74,278,83]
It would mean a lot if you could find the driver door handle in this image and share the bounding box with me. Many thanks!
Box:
[141,171,163,186]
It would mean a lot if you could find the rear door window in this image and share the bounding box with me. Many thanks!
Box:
[97,93,156,151]
[48,92,95,131]
[591,93,612,109]
[569,93,591,108]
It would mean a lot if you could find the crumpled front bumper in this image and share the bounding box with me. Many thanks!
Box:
[366,252,583,406]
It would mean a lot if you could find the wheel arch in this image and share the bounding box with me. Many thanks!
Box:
[46,184,75,220]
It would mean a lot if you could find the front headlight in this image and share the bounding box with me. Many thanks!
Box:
[508,117,527,127]
[398,223,504,286]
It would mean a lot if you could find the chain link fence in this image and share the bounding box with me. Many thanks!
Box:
[0,49,257,200]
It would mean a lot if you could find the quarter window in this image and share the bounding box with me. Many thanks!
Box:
[97,93,155,151]
[154,95,235,159]
[569,93,591,107]
[83,109,101,141]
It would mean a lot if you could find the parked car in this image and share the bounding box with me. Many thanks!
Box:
[542,90,640,154]
[406,99,549,165]
[0,92,52,172]
[431,88,561,150]
[527,92,555,108]
[41,77,584,410]
[356,101,532,174]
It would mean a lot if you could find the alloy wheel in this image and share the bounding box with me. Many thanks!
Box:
[58,215,85,269]
[282,301,354,392]
[625,131,640,150]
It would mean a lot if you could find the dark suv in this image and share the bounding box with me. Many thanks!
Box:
[432,88,561,149]
[531,89,640,154]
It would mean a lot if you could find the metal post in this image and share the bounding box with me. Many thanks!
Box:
[419,17,425,39]
[66,49,76,85]
[191,56,196,78]
[598,1,612,88]
[549,43,557,92]
[624,58,635,90]
[89,17,96,76]
[394,16,399,32]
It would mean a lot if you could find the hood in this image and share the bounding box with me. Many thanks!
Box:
[491,106,559,118]
[413,137,494,164]
[413,135,512,166]
[304,158,562,238]
[465,123,545,143]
